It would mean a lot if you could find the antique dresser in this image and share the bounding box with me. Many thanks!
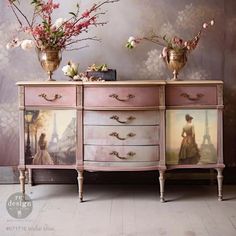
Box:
[17,80,224,202]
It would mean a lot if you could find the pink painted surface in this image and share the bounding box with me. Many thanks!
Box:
[25,86,77,107]
[84,110,160,126]
[166,85,217,106]
[84,125,159,145]
[84,145,159,162]
[84,86,159,107]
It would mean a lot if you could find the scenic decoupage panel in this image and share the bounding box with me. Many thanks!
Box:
[166,109,218,165]
[24,110,76,165]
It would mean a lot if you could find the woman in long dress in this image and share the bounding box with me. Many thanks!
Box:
[33,133,54,165]
[178,114,200,164]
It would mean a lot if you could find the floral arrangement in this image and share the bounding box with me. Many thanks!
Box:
[62,61,105,81]
[126,20,215,59]
[87,63,108,72]
[6,0,119,51]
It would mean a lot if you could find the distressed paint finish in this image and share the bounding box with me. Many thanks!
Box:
[84,145,159,162]
[84,110,160,126]
[16,80,224,201]
[84,125,160,145]
[25,86,77,107]
[166,85,218,106]
[84,86,160,107]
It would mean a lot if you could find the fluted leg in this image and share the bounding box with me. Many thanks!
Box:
[216,168,223,201]
[26,169,33,186]
[19,169,26,200]
[77,170,84,202]
[159,170,165,203]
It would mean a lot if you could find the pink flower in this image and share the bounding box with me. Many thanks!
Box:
[161,47,168,58]
[41,0,59,15]
[82,10,90,18]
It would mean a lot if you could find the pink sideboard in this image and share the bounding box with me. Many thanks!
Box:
[17,80,224,202]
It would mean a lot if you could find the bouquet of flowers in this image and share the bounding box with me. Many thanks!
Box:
[126,20,215,59]
[6,0,119,51]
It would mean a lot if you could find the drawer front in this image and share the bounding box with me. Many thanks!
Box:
[84,145,159,162]
[166,85,217,106]
[84,111,160,126]
[84,86,159,107]
[84,126,159,145]
[25,86,77,107]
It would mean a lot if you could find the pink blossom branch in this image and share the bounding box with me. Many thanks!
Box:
[64,36,100,47]
[142,36,167,47]
[71,0,118,28]
[65,45,89,51]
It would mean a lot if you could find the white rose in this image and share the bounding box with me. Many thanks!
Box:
[130,40,137,47]
[128,36,135,43]
[53,18,66,28]
[21,40,35,50]
[62,65,71,75]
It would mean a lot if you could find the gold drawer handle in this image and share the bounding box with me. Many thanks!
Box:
[38,93,62,102]
[109,93,135,102]
[180,93,204,101]
[109,132,136,140]
[110,115,136,124]
[109,151,136,160]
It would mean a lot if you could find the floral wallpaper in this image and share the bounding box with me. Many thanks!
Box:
[0,0,236,168]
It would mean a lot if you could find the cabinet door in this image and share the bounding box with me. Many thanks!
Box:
[166,109,218,165]
[24,109,76,165]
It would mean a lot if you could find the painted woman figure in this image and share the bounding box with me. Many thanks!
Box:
[178,114,200,164]
[33,133,54,165]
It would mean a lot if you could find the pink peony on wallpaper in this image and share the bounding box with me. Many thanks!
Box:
[0,0,236,171]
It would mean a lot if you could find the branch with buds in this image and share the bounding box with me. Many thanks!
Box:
[126,19,215,59]
[6,0,120,51]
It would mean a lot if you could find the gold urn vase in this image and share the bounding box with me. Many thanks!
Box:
[165,49,187,80]
[36,48,62,81]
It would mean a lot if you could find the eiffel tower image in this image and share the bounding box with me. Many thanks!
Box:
[50,113,59,144]
[199,110,217,164]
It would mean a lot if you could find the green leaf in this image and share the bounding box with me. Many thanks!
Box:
[69,12,77,17]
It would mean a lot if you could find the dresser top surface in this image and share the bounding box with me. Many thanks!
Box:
[16,80,223,86]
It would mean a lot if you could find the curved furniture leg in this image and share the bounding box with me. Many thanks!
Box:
[159,170,165,203]
[77,170,84,202]
[216,168,223,201]
[26,169,33,186]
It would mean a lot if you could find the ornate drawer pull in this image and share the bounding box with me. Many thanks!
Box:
[109,151,136,160]
[110,115,136,124]
[38,93,62,102]
[109,93,135,102]
[180,93,204,101]
[109,132,136,140]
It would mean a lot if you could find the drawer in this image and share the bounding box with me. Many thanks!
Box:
[25,86,77,107]
[84,145,159,162]
[166,85,217,106]
[84,86,160,107]
[84,111,160,126]
[84,126,159,145]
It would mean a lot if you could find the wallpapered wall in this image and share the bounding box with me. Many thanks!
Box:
[0,0,236,171]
